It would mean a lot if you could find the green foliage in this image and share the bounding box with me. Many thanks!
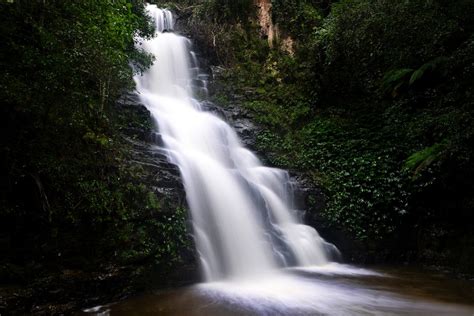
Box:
[408,57,448,85]
[252,110,411,240]
[119,206,191,267]
[405,145,440,172]
[154,0,253,23]
[313,0,457,95]
[272,0,323,39]
[201,0,253,24]
[381,69,414,97]
[0,0,154,117]
[184,0,268,66]
[209,0,474,255]
[0,0,193,273]
[404,143,448,179]
[381,57,450,97]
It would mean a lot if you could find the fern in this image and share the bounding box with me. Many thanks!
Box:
[409,56,448,85]
[381,68,413,96]
[404,143,446,175]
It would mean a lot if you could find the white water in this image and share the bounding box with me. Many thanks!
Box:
[135,5,336,282]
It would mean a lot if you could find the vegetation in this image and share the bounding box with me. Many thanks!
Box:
[178,0,474,272]
[0,0,191,300]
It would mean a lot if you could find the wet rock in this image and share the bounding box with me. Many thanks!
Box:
[115,91,153,140]
[206,99,262,150]
[116,91,186,204]
[116,92,142,107]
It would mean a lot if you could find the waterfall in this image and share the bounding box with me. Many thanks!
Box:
[135,5,336,282]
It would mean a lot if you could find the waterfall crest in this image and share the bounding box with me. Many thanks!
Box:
[135,5,337,281]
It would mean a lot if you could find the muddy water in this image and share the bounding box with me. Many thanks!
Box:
[82,264,474,316]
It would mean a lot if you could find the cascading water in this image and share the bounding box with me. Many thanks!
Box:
[135,5,336,282]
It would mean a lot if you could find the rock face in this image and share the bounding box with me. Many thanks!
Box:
[115,91,197,268]
[255,0,278,47]
[255,0,294,55]
[116,92,187,206]
[201,99,261,150]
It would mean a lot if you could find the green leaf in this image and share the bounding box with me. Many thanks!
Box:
[409,56,448,85]
[381,68,413,95]
[404,143,447,175]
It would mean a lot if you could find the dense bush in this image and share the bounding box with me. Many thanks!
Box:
[205,0,474,270]
[0,0,190,275]
[316,0,457,95]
